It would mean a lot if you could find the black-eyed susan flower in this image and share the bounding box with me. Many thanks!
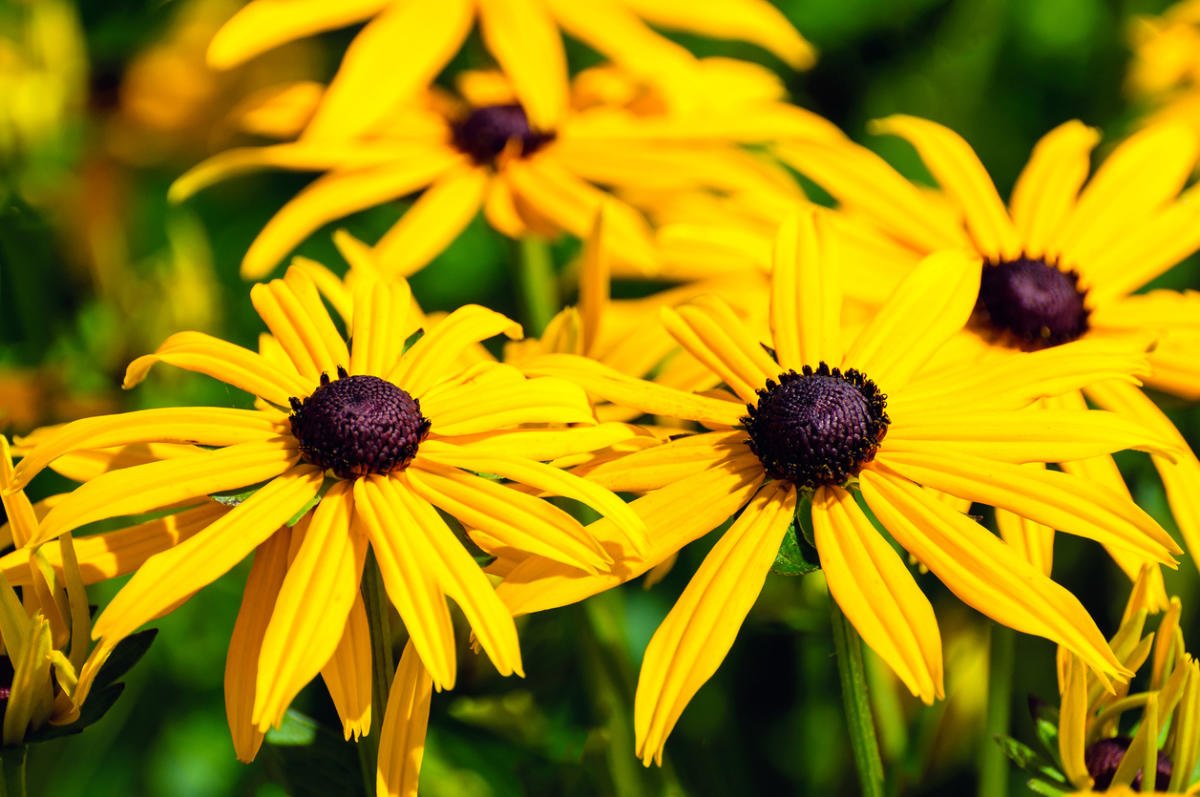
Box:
[171,68,841,280]
[1029,567,1200,795]
[1128,0,1200,140]
[778,118,1200,594]
[205,0,814,139]
[7,266,647,760]
[494,211,1183,765]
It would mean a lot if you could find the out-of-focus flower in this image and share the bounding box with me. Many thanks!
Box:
[1128,1,1200,139]
[9,266,649,760]
[172,68,841,280]
[781,118,1200,597]
[496,210,1181,764]
[206,0,814,140]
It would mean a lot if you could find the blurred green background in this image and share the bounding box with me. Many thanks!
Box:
[2,0,1198,794]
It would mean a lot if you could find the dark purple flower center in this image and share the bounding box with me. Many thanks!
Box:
[1084,736,1172,791]
[974,256,1089,349]
[742,363,889,489]
[288,368,430,479]
[451,104,554,166]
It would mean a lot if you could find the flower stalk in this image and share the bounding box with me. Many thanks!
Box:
[830,598,885,797]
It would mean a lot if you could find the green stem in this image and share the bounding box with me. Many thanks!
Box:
[830,600,885,797]
[979,624,1015,797]
[359,554,396,796]
[0,745,27,797]
[514,236,558,336]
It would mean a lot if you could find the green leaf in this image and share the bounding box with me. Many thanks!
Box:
[265,709,318,747]
[1026,777,1071,797]
[91,629,158,693]
[772,496,820,576]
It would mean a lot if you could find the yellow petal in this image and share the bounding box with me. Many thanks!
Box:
[376,641,433,797]
[13,408,282,489]
[814,486,943,703]
[579,203,611,356]
[226,529,292,762]
[418,376,594,435]
[478,0,566,128]
[349,279,414,377]
[254,484,366,731]
[871,115,1020,258]
[1008,121,1100,258]
[876,449,1180,565]
[389,306,521,397]
[576,431,747,493]
[441,423,638,462]
[407,462,610,573]
[243,153,464,279]
[518,353,743,427]
[635,481,794,765]
[1089,289,1200,333]
[92,466,324,646]
[125,331,312,408]
[302,0,475,141]
[0,438,37,548]
[661,299,777,404]
[207,0,390,69]
[374,165,489,278]
[353,478,457,690]
[3,616,53,744]
[844,250,982,390]
[383,476,522,678]
[771,209,841,370]
[321,591,372,741]
[35,440,301,547]
[544,0,693,85]
[1058,653,1094,789]
[859,469,1125,682]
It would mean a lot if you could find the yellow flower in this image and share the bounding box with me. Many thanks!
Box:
[8,266,647,760]
[205,0,814,138]
[1056,567,1200,794]
[1127,0,1200,142]
[495,210,1182,765]
[172,67,841,280]
[778,117,1200,594]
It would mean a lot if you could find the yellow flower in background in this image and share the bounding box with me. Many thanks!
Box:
[1128,0,1200,140]
[171,66,841,280]
[8,265,649,761]
[779,117,1200,594]
[1055,567,1200,794]
[205,0,814,140]
[496,211,1182,765]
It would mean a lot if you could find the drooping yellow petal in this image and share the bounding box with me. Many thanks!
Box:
[877,449,1180,564]
[353,478,457,690]
[1059,653,1094,789]
[1008,121,1100,259]
[124,331,312,407]
[813,486,943,703]
[407,462,611,573]
[661,299,777,404]
[321,591,372,741]
[635,481,794,766]
[3,616,53,745]
[302,0,475,141]
[389,306,522,397]
[207,0,390,69]
[871,115,1021,258]
[1055,123,1199,267]
[226,528,292,763]
[34,440,301,547]
[92,466,324,646]
[254,484,366,731]
[478,0,566,128]
[373,165,489,278]
[0,438,37,548]
[376,641,433,797]
[497,455,763,618]
[349,279,413,378]
[418,376,594,435]
[995,504,1054,577]
[860,469,1126,682]
[771,209,840,370]
[243,153,464,279]
[579,204,611,356]
[417,440,645,555]
[383,476,523,678]
[518,353,744,427]
[622,0,815,69]
[844,250,981,390]
[885,408,1180,464]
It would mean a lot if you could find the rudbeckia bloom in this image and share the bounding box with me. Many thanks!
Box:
[8,266,646,759]
[1128,0,1200,139]
[495,211,1181,764]
[1051,567,1200,794]
[205,0,814,139]
[778,118,1200,588]
[172,68,841,280]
